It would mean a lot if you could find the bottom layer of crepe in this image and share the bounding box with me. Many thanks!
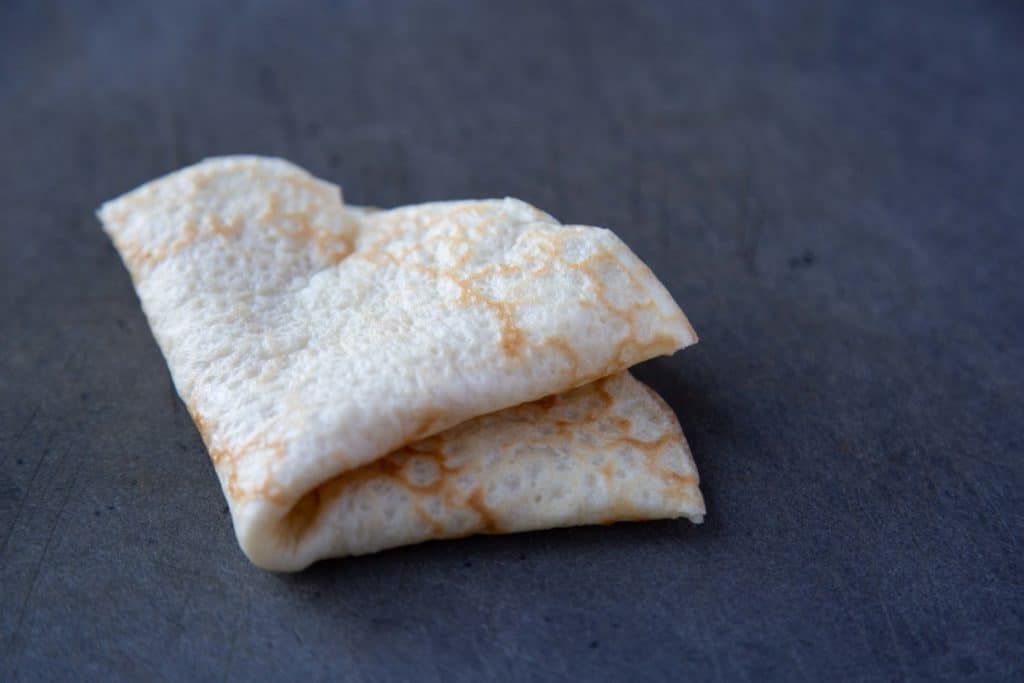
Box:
[235,372,703,571]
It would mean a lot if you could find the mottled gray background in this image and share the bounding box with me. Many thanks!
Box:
[1,1,1022,681]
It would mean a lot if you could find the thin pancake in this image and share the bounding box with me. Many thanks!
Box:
[98,156,701,570]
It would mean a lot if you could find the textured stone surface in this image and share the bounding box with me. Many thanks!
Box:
[1,0,1022,680]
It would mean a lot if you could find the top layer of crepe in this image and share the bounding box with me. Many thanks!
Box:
[98,157,699,569]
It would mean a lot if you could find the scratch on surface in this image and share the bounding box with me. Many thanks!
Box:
[3,349,85,664]
[2,404,41,463]
[0,333,78,556]
[0,347,77,472]
[0,432,54,559]
[220,602,247,679]
[736,166,765,276]
[147,557,225,585]
[9,440,81,667]
[877,594,910,680]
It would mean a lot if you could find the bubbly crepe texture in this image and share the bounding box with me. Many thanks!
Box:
[99,156,703,571]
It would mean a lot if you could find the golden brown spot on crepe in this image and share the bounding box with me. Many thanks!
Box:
[626,385,700,499]
[389,450,455,498]
[187,408,212,447]
[602,334,679,374]
[554,251,640,323]
[565,376,616,417]
[203,212,243,239]
[600,460,617,483]
[598,500,649,525]
[410,503,446,536]
[542,335,581,377]
[257,191,354,264]
[619,433,676,455]
[204,431,290,506]
[465,488,501,533]
[440,273,526,359]
[661,472,696,488]
[110,217,199,276]
[461,262,520,284]
[492,302,524,356]
[223,471,246,502]
[609,415,633,431]
[356,205,555,360]
[259,192,279,222]
[398,459,441,491]
[208,447,230,467]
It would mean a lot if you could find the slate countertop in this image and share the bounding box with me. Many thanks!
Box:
[1,1,1021,680]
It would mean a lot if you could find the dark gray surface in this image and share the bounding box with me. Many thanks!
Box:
[2,1,1022,680]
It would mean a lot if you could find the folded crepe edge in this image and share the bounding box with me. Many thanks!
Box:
[230,371,704,571]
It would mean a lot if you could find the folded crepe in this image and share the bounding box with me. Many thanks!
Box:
[99,156,704,571]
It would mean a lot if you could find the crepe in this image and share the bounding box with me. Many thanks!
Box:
[99,156,703,571]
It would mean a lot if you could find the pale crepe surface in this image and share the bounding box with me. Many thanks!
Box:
[99,156,703,571]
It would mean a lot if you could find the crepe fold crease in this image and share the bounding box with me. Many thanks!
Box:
[99,156,704,571]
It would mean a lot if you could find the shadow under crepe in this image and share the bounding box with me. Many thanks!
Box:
[275,523,703,666]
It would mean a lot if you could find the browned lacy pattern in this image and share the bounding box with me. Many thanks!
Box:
[277,373,703,558]
[98,156,703,571]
